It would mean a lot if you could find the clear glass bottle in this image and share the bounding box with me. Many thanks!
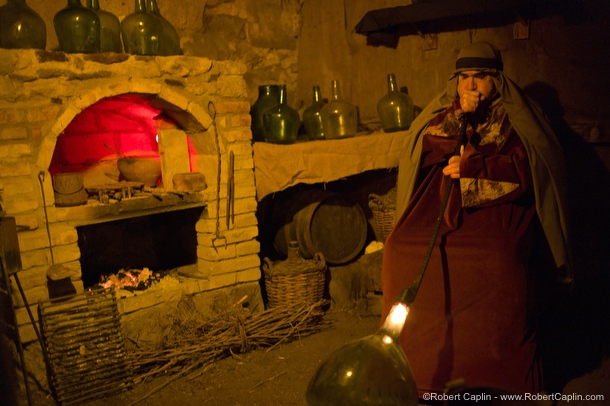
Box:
[306,299,419,405]
[302,85,326,141]
[0,0,46,50]
[320,80,357,139]
[146,0,180,56]
[53,0,100,54]
[120,0,162,55]
[87,0,121,53]
[262,84,300,144]
[250,84,280,142]
[377,73,414,132]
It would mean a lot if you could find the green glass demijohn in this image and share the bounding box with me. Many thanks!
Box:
[53,0,100,54]
[0,0,46,50]
[306,300,418,405]
[121,0,162,55]
[250,84,280,142]
[146,0,180,55]
[87,0,121,53]
[320,80,357,139]
[302,85,326,141]
[377,73,414,132]
[262,84,300,144]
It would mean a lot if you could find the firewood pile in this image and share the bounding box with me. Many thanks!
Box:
[126,296,331,401]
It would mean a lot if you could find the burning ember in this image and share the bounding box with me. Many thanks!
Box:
[97,267,161,291]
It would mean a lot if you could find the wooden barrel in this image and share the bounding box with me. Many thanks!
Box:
[53,172,88,207]
[273,190,367,265]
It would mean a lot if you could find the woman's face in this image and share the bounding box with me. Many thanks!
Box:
[457,70,497,101]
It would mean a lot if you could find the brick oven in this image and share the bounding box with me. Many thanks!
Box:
[0,49,263,395]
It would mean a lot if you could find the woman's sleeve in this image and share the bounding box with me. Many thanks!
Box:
[459,130,533,208]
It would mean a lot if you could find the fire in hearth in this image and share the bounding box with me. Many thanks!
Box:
[97,267,160,291]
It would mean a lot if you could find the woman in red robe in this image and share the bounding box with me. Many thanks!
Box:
[382,42,572,397]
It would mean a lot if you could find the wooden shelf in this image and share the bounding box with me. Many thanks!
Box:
[53,190,209,226]
[355,0,571,41]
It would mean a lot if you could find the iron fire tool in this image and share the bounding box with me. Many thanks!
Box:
[208,101,228,248]
[227,150,235,230]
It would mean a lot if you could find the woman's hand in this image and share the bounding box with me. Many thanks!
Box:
[460,90,482,113]
[442,145,464,179]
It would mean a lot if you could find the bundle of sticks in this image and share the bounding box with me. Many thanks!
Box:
[128,297,331,388]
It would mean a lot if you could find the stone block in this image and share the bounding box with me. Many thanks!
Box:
[222,129,252,142]
[198,225,258,246]
[128,78,162,95]
[17,229,50,252]
[19,250,48,271]
[25,104,62,123]
[328,250,383,309]
[236,239,260,256]
[12,266,47,290]
[198,254,260,276]
[195,217,217,234]
[158,128,191,188]
[0,126,28,141]
[118,285,183,315]
[187,101,214,129]
[158,86,190,111]
[234,212,258,228]
[214,101,251,115]
[236,267,261,283]
[14,214,38,231]
[12,284,47,308]
[0,107,21,125]
[15,302,39,328]
[208,273,237,289]
[50,243,81,264]
[0,161,31,178]
[0,143,30,159]
[228,114,251,128]
[197,243,237,261]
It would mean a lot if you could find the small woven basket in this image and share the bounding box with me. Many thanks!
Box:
[368,188,397,242]
[263,243,326,308]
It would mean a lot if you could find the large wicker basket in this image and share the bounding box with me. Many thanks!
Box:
[263,243,326,308]
[368,188,397,242]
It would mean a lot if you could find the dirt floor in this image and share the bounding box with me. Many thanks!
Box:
[26,309,380,406]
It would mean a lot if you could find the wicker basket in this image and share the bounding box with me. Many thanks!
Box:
[369,188,397,242]
[263,243,326,308]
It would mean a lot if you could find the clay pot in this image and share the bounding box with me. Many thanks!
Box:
[117,157,161,187]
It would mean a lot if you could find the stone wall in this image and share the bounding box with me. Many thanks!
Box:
[24,0,301,110]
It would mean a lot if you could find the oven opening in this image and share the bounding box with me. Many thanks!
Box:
[77,207,203,289]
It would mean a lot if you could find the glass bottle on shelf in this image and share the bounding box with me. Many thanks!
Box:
[320,79,357,139]
[146,0,180,55]
[250,84,280,142]
[0,0,46,50]
[377,73,414,132]
[53,0,100,54]
[87,0,121,53]
[121,0,162,55]
[262,84,300,144]
[302,85,326,141]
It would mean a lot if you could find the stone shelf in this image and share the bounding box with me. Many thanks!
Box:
[253,130,407,201]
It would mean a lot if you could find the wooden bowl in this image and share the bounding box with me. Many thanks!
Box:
[117,157,161,187]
